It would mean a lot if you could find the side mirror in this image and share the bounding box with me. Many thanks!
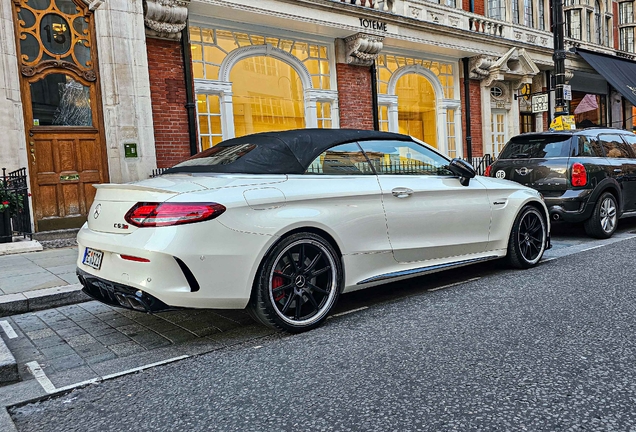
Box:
[448,158,476,186]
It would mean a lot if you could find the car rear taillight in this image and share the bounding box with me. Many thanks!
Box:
[484,165,492,177]
[571,162,587,187]
[124,202,226,227]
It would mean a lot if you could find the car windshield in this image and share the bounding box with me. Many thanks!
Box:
[171,144,257,167]
[499,135,572,159]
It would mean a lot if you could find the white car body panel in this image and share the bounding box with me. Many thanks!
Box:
[376,175,492,263]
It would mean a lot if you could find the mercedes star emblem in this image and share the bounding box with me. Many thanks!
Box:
[93,204,101,219]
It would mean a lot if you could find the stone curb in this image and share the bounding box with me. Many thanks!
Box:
[0,241,43,256]
[0,339,18,387]
[0,284,89,318]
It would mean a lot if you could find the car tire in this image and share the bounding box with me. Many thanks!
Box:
[249,232,342,333]
[584,192,618,239]
[506,205,548,269]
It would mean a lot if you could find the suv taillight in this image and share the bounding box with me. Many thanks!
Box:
[124,202,226,227]
[484,165,492,177]
[571,162,587,187]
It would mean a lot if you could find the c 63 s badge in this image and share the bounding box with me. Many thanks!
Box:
[495,170,506,179]
[114,223,129,230]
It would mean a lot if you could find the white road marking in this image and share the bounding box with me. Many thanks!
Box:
[26,361,56,394]
[0,320,18,339]
[329,306,369,318]
[101,355,190,381]
[27,355,190,395]
[580,244,605,252]
[429,277,481,292]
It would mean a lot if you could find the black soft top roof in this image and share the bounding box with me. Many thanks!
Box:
[164,129,413,175]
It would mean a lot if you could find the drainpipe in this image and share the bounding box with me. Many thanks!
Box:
[181,23,198,156]
[546,70,553,125]
[462,58,473,161]
[371,62,379,131]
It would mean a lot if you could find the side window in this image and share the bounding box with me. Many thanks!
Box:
[599,134,634,158]
[620,134,636,156]
[305,143,374,175]
[357,139,453,176]
[578,136,603,157]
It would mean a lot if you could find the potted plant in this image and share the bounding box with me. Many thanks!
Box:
[0,180,23,244]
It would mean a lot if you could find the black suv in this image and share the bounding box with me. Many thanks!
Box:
[486,128,636,238]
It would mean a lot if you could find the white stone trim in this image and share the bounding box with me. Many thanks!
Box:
[194,79,235,142]
[218,44,314,89]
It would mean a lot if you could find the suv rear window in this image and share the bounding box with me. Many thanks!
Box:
[499,135,573,159]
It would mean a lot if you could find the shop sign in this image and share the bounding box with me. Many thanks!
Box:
[359,18,388,32]
[550,115,576,131]
[531,94,548,113]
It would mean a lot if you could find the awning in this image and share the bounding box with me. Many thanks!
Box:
[576,49,636,107]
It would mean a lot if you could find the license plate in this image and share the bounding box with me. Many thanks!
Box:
[82,247,104,270]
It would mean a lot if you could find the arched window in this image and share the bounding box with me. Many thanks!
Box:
[376,55,461,157]
[395,74,437,148]
[230,57,305,137]
[190,27,338,149]
[538,0,545,30]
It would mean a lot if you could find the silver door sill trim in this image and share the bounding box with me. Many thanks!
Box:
[356,256,499,285]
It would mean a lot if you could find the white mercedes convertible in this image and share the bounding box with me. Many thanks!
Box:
[77,129,550,332]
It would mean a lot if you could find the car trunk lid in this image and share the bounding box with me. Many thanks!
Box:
[87,174,287,234]
[492,134,573,196]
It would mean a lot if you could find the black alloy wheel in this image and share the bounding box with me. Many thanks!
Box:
[507,205,547,269]
[584,192,618,239]
[250,232,342,333]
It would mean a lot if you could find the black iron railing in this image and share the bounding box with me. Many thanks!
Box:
[150,168,169,178]
[469,154,494,176]
[1,168,33,242]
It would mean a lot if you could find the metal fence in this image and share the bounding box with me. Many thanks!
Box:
[1,168,33,242]
[150,168,169,178]
[469,154,494,176]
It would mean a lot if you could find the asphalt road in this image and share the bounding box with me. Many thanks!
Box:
[9,223,636,431]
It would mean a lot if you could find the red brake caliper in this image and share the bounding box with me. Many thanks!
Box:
[272,274,285,302]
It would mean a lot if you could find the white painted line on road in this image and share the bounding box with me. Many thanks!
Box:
[55,378,100,393]
[26,361,56,394]
[28,355,191,395]
[541,258,557,262]
[429,277,481,292]
[329,306,369,319]
[101,355,190,381]
[0,320,18,339]
[580,244,605,252]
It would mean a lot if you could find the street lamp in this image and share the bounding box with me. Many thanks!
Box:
[552,0,569,117]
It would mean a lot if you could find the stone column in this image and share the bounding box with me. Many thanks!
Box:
[94,0,158,182]
[0,1,27,173]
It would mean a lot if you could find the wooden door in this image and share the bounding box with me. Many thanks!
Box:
[13,0,108,231]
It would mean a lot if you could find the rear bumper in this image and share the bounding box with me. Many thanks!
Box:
[77,268,175,313]
[544,189,594,223]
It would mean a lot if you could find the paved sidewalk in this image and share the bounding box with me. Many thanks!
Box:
[0,248,86,319]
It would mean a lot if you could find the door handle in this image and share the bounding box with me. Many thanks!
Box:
[30,148,35,164]
[391,187,413,198]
